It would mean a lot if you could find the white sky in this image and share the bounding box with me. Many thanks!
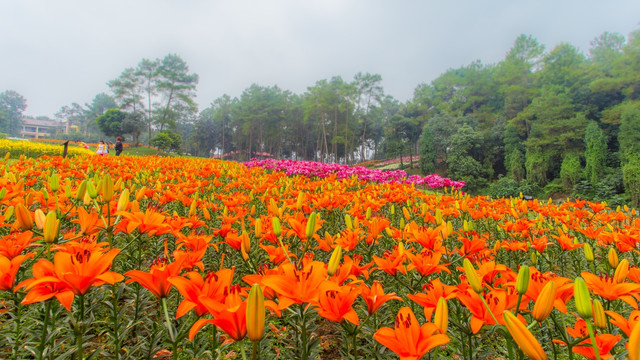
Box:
[1,0,639,117]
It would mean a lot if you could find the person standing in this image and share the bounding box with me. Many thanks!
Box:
[115,137,123,156]
[96,140,107,156]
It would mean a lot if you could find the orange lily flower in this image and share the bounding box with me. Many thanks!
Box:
[606,309,640,336]
[168,268,234,318]
[525,268,574,313]
[17,258,75,310]
[581,271,640,308]
[125,257,185,298]
[407,279,457,320]
[189,284,247,342]
[260,243,296,265]
[553,317,620,360]
[72,207,102,235]
[406,222,446,250]
[373,306,449,360]
[261,261,327,309]
[285,212,323,241]
[343,254,373,280]
[406,249,450,277]
[0,231,39,259]
[373,246,411,276]
[551,228,583,251]
[363,217,390,245]
[116,209,171,236]
[315,231,339,252]
[0,253,34,291]
[457,288,507,334]
[360,281,402,315]
[19,248,122,309]
[314,282,360,325]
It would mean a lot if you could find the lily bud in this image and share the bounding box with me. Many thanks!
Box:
[608,248,618,269]
[629,321,640,360]
[296,192,303,210]
[532,281,556,322]
[15,203,33,231]
[344,214,353,230]
[202,207,211,221]
[531,251,538,265]
[592,299,607,329]
[399,218,405,230]
[306,212,317,239]
[86,181,98,199]
[366,207,372,220]
[434,297,448,334]
[64,185,72,198]
[254,218,262,238]
[613,259,630,284]
[390,204,395,215]
[101,175,114,202]
[241,233,251,261]
[188,199,197,217]
[43,211,59,244]
[117,189,130,212]
[516,266,530,295]
[48,173,60,192]
[272,217,281,237]
[327,245,342,276]
[402,207,410,220]
[34,209,46,229]
[463,258,482,293]
[246,284,265,342]
[135,187,146,201]
[583,243,594,262]
[75,180,87,201]
[574,277,592,319]
[435,209,443,225]
[5,205,14,219]
[0,187,6,201]
[503,311,548,360]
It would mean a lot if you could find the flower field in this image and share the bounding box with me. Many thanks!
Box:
[0,139,94,159]
[1,153,640,360]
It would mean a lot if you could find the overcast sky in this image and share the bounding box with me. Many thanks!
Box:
[1,1,639,118]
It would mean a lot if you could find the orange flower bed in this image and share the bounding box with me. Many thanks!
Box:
[1,153,639,359]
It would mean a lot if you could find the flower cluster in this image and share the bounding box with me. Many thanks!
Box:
[245,158,465,190]
[0,153,639,360]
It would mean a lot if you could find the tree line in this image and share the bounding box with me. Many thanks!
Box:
[2,28,640,203]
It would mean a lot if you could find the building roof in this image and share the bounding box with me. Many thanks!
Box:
[22,117,65,127]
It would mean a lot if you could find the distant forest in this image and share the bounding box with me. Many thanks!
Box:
[2,28,640,203]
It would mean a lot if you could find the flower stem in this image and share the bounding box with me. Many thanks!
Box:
[161,297,176,342]
[585,321,601,360]
[251,341,259,360]
[76,294,85,360]
[36,300,52,360]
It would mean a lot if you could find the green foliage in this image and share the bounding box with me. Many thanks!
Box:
[525,147,547,186]
[507,148,526,182]
[488,176,540,198]
[419,122,436,174]
[619,105,640,162]
[559,153,584,190]
[96,109,126,138]
[623,155,640,206]
[0,90,27,136]
[150,130,182,152]
[447,124,489,193]
[584,121,607,184]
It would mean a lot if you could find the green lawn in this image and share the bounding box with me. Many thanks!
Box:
[122,146,166,156]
